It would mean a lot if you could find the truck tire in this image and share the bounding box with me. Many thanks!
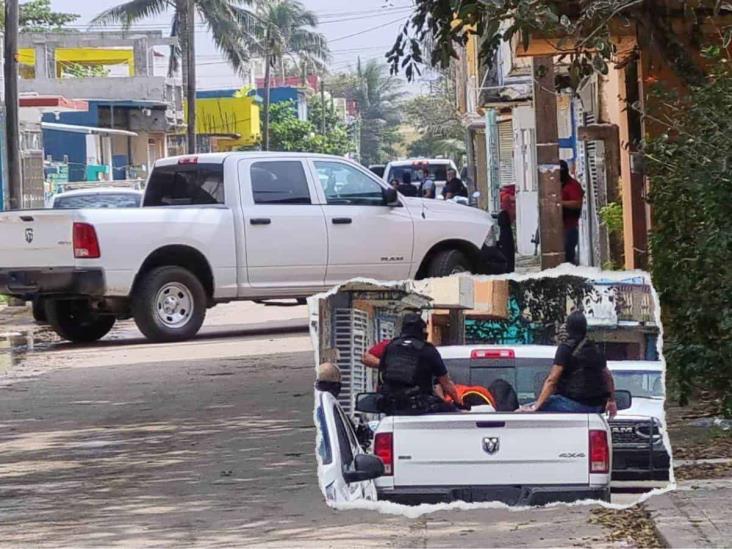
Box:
[32,297,48,324]
[46,299,115,343]
[132,266,206,343]
[426,249,471,277]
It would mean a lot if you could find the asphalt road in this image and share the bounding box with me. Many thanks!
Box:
[0,305,638,547]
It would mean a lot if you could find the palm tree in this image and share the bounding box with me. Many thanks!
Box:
[239,0,329,151]
[92,0,254,153]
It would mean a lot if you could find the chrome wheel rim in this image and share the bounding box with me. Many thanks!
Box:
[155,283,193,328]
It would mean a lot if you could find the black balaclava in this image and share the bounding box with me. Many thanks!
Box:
[560,160,570,185]
[563,310,588,347]
[401,312,427,340]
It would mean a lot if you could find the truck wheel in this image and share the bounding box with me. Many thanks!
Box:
[32,297,48,324]
[132,266,206,343]
[426,249,471,277]
[46,299,115,343]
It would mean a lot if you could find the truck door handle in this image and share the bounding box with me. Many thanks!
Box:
[332,217,352,225]
[250,218,271,225]
[476,421,506,428]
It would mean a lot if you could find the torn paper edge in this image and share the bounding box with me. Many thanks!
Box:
[307,264,674,516]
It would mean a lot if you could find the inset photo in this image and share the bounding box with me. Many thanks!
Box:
[312,273,669,509]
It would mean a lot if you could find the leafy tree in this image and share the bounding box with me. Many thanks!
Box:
[267,100,352,156]
[329,60,405,166]
[0,0,79,31]
[643,53,732,414]
[388,1,731,87]
[404,84,464,160]
[236,0,329,151]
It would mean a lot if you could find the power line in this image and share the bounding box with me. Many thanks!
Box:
[329,15,408,43]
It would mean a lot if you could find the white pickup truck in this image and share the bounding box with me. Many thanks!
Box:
[0,153,506,343]
[317,390,632,506]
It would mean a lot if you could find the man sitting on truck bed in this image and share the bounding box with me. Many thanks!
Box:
[379,312,463,415]
[521,311,618,418]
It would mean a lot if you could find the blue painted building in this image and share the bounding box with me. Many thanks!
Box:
[256,86,308,121]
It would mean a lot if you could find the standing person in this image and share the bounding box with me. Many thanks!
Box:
[442,168,468,200]
[378,312,463,414]
[396,171,418,197]
[560,160,584,265]
[389,177,400,191]
[520,311,618,418]
[419,167,436,198]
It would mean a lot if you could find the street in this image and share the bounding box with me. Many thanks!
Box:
[0,302,634,548]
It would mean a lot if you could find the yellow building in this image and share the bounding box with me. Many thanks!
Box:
[191,88,262,151]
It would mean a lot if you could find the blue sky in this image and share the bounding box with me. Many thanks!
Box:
[49,0,425,90]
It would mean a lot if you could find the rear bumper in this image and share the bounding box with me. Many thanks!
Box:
[612,447,671,481]
[377,484,610,506]
[0,268,105,299]
[478,245,508,275]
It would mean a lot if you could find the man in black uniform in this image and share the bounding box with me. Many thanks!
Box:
[442,168,468,199]
[379,312,463,415]
[396,172,418,197]
[521,311,617,418]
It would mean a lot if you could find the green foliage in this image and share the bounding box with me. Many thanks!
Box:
[328,60,405,165]
[644,58,732,415]
[388,1,723,87]
[59,63,110,78]
[0,0,79,31]
[404,87,465,160]
[466,276,593,345]
[599,201,623,236]
[267,100,352,156]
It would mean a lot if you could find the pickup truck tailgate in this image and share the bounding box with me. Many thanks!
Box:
[0,211,75,267]
[393,413,590,486]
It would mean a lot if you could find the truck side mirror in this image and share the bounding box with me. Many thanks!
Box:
[343,454,385,483]
[383,187,399,206]
[615,390,633,411]
[355,392,383,414]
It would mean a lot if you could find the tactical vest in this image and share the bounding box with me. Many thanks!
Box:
[381,336,425,389]
[556,339,609,403]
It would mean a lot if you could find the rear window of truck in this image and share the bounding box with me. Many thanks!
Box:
[143,163,225,206]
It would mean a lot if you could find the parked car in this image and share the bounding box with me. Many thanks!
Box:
[318,387,631,506]
[438,345,671,483]
[0,153,506,344]
[47,188,143,209]
[383,158,459,197]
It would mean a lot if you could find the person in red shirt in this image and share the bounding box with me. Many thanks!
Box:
[362,339,390,369]
[560,160,584,265]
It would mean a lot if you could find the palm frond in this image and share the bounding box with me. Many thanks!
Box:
[90,0,169,28]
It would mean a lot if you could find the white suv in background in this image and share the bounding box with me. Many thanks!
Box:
[383,158,459,197]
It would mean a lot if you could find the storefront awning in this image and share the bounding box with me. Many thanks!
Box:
[41,122,138,137]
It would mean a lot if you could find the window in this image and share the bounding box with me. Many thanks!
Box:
[54,193,141,209]
[316,405,332,465]
[314,161,385,206]
[333,404,354,468]
[387,164,449,185]
[251,161,311,205]
[143,163,224,206]
[613,371,664,399]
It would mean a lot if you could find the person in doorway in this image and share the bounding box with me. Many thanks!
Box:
[397,172,418,197]
[378,312,463,414]
[419,167,436,198]
[442,168,468,200]
[520,311,618,418]
[560,160,584,265]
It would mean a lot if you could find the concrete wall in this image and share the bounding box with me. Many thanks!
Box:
[20,77,170,103]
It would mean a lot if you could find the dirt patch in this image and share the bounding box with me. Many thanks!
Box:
[666,397,732,460]
[590,505,665,548]
[674,461,732,481]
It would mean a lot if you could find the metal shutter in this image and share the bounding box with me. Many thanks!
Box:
[498,121,514,187]
[334,308,369,416]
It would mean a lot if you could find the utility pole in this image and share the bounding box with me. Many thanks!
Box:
[4,0,22,209]
[320,79,326,135]
[532,56,563,269]
[184,0,197,154]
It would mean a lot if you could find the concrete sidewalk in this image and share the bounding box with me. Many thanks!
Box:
[647,479,732,548]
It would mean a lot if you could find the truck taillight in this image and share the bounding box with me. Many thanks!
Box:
[589,430,610,474]
[73,222,100,259]
[374,432,393,476]
[470,349,515,360]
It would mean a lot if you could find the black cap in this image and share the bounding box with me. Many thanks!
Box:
[565,310,587,339]
[402,312,427,336]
